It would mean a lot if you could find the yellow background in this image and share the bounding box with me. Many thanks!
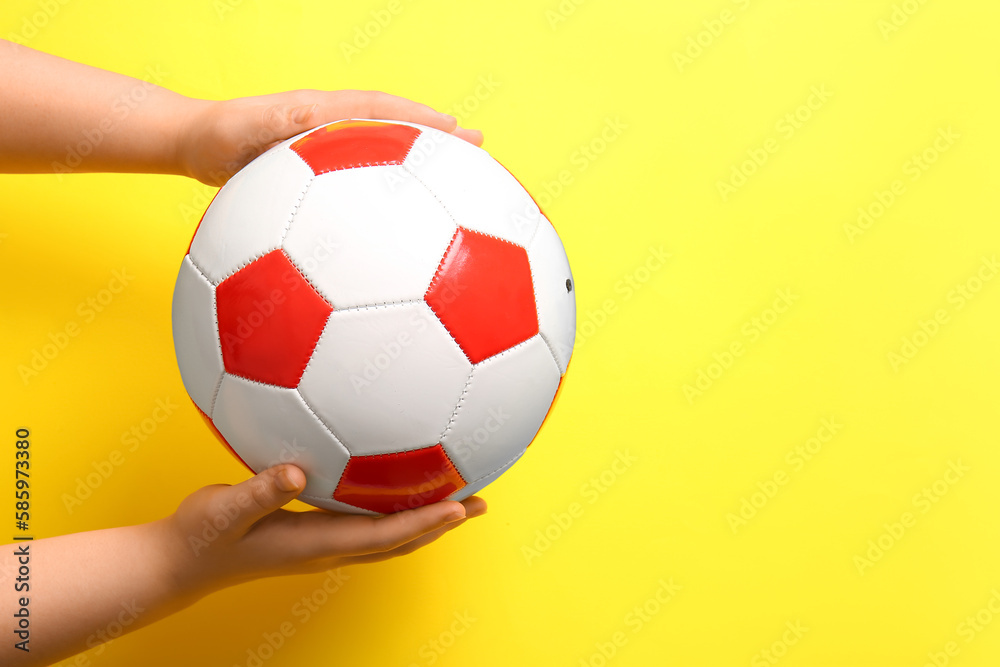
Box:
[3,1,1000,665]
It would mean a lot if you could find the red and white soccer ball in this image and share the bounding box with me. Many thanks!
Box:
[171,119,575,514]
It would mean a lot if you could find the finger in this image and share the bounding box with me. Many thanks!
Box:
[212,464,306,536]
[336,497,487,566]
[242,493,486,565]
[255,93,485,152]
[337,517,473,566]
[459,495,488,518]
[312,90,458,134]
[309,91,485,145]
[452,127,484,147]
[287,500,469,559]
[332,495,487,560]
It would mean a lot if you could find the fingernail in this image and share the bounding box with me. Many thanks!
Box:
[445,508,466,522]
[275,467,301,492]
[439,113,458,126]
[293,103,318,124]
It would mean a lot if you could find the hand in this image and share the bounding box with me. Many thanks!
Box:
[176,90,485,186]
[167,464,487,592]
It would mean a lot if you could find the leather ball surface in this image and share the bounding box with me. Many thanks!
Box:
[171,119,575,514]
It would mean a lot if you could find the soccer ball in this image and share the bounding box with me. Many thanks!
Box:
[171,119,575,514]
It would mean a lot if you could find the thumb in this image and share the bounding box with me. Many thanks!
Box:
[219,464,307,535]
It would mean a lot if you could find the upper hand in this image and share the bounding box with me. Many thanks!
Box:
[176,90,484,186]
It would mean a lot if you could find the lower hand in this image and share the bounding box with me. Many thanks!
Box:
[166,464,487,592]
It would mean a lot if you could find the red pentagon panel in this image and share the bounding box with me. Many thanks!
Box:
[334,444,466,514]
[290,121,421,175]
[216,249,332,388]
[426,227,539,364]
[192,402,255,474]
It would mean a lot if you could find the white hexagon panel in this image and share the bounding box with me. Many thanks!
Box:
[171,256,224,415]
[172,119,576,514]
[212,375,363,514]
[404,127,541,247]
[283,164,455,309]
[189,147,315,285]
[298,302,472,455]
[440,335,561,484]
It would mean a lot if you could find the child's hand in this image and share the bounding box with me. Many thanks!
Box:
[167,464,487,592]
[177,90,485,186]
[0,465,485,666]
[1,42,483,183]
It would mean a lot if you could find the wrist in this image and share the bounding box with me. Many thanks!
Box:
[150,515,221,601]
[171,96,217,183]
